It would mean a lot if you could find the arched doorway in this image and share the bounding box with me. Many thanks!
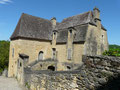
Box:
[48,66,55,71]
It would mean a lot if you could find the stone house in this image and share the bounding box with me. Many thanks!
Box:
[8,7,108,77]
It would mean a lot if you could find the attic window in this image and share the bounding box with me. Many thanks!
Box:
[69,30,72,37]
[53,32,57,39]
[54,32,56,35]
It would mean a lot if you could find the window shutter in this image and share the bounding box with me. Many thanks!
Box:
[68,48,72,60]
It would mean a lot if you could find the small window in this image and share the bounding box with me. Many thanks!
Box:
[67,66,71,70]
[53,32,56,40]
[69,30,72,37]
[102,35,104,43]
[12,48,14,57]
[54,32,56,35]
[52,48,56,60]
[102,35,104,38]
[67,48,72,60]
[20,62,22,67]
[38,51,43,60]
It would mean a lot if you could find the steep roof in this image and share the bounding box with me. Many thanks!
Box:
[56,25,88,43]
[11,13,53,40]
[55,11,92,30]
[11,11,106,42]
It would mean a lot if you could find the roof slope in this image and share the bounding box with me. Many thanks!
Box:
[55,11,92,30]
[56,25,88,43]
[11,13,53,40]
[11,11,106,41]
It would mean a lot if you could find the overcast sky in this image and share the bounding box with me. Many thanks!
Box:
[0,0,120,45]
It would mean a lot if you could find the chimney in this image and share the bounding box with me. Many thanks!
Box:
[93,7,101,29]
[51,17,56,29]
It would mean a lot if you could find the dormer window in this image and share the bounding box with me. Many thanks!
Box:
[54,32,56,35]
[53,31,57,40]
[53,32,56,39]
[69,30,72,38]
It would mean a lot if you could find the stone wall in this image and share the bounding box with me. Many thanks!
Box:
[8,38,84,77]
[24,55,120,90]
[84,25,108,56]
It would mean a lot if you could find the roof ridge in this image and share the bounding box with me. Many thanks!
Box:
[10,14,23,39]
[18,14,24,37]
[61,11,91,22]
[22,13,52,22]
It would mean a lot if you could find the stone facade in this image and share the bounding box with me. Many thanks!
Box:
[23,55,120,90]
[8,7,108,78]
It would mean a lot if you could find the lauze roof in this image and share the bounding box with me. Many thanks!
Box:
[11,11,106,43]
[11,13,53,40]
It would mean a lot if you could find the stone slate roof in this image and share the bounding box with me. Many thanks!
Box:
[11,13,53,40]
[55,11,92,30]
[56,25,88,43]
[74,25,88,42]
[56,28,68,43]
[11,11,106,42]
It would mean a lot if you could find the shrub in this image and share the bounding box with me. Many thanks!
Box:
[103,45,120,57]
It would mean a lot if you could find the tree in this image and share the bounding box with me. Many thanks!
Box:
[0,40,10,73]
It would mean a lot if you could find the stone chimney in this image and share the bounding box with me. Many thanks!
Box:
[93,7,101,29]
[51,17,56,29]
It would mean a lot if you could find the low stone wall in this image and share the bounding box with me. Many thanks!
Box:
[24,55,120,90]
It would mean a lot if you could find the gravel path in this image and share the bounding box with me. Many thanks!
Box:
[0,76,24,90]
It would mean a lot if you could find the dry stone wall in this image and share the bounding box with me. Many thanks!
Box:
[24,55,120,90]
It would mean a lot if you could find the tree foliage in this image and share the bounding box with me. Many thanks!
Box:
[103,45,120,57]
[0,40,10,73]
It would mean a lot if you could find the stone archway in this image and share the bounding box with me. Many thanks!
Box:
[48,66,55,71]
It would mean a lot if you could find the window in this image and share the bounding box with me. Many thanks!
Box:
[53,32,57,40]
[67,66,71,70]
[69,30,72,38]
[102,35,104,38]
[38,51,43,60]
[20,62,22,67]
[67,48,72,60]
[102,35,104,43]
[52,48,56,60]
[12,48,14,57]
[54,32,56,36]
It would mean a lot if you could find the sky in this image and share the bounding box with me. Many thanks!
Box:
[0,0,120,45]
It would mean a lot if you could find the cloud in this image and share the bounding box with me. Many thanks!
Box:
[0,0,12,4]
